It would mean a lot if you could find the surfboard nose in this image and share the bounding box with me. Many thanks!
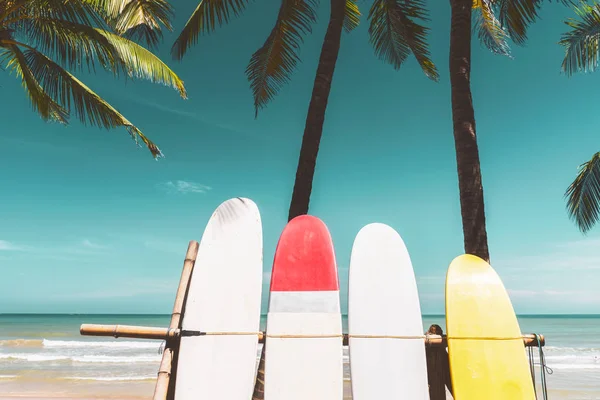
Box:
[269,215,339,293]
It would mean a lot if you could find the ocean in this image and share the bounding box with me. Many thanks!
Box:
[0,314,598,399]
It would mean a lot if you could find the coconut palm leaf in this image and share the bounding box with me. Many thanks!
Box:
[344,0,361,32]
[495,0,573,45]
[565,152,600,233]
[10,15,186,97]
[82,0,174,49]
[171,0,252,60]
[245,0,318,117]
[559,1,600,76]
[0,1,30,24]
[474,0,511,56]
[18,45,162,157]
[0,0,184,157]
[367,0,439,81]
[95,28,187,97]
[115,0,174,49]
[15,0,105,28]
[15,17,121,73]
[1,44,69,123]
[495,0,543,45]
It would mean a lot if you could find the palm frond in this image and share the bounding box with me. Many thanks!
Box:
[565,152,600,233]
[559,1,600,76]
[10,15,186,97]
[368,0,439,81]
[1,44,68,123]
[95,28,187,98]
[14,17,120,73]
[171,0,252,60]
[83,0,174,48]
[474,0,511,56]
[0,0,30,23]
[495,0,541,45]
[80,0,126,18]
[245,0,318,117]
[116,0,174,49]
[344,0,361,32]
[18,0,107,28]
[21,46,162,157]
[495,0,571,45]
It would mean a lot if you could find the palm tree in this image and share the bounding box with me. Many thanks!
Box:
[560,2,600,233]
[0,0,186,158]
[171,1,438,399]
[171,0,438,220]
[285,0,440,220]
[447,0,569,262]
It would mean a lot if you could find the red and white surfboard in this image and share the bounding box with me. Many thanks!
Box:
[264,215,343,400]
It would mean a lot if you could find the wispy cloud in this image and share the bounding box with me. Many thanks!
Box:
[494,235,600,275]
[52,279,176,300]
[158,180,212,195]
[81,239,106,250]
[122,94,266,141]
[143,239,189,255]
[48,239,108,256]
[556,236,600,250]
[1,238,108,258]
[0,240,26,251]
[490,236,600,310]
[417,275,445,284]
[508,288,600,303]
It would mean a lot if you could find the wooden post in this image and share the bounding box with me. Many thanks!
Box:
[155,348,173,399]
[426,324,453,400]
[153,240,199,400]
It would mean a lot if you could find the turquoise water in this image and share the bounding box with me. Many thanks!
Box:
[0,314,598,399]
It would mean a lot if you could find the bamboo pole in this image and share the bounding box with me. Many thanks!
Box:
[79,324,545,348]
[154,240,199,400]
[156,348,173,396]
[80,324,179,340]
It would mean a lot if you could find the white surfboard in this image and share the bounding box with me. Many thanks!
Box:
[348,223,429,399]
[174,197,263,400]
[264,215,344,400]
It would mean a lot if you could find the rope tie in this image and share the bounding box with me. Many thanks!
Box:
[178,332,534,341]
[445,336,524,341]
[527,345,537,397]
[181,330,262,337]
[536,333,552,400]
[266,334,343,339]
[348,334,426,339]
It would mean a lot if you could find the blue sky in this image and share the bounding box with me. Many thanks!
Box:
[1,2,600,315]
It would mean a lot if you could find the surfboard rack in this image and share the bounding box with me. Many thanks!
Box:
[78,239,547,400]
[80,324,545,348]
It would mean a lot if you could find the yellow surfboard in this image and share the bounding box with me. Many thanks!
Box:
[445,254,535,400]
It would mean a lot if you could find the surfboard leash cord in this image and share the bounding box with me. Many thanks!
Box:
[536,333,552,400]
[527,333,552,399]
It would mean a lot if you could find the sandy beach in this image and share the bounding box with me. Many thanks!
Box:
[2,379,594,400]
[0,379,355,399]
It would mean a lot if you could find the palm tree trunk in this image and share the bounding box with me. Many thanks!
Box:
[449,0,490,262]
[287,0,346,221]
[252,2,346,399]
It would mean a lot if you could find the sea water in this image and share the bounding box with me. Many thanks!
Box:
[0,314,598,399]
